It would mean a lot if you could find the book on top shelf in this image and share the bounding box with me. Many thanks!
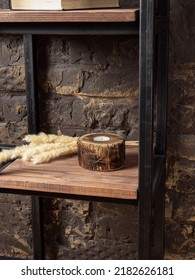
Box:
[10,0,120,10]
[61,0,119,10]
[11,0,62,10]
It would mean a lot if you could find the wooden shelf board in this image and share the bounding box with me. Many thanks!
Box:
[0,9,139,23]
[0,146,138,200]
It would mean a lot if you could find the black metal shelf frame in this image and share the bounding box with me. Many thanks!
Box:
[138,0,169,260]
[0,0,170,260]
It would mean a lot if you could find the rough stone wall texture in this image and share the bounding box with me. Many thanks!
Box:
[37,35,139,140]
[165,0,195,259]
[43,199,137,259]
[0,0,194,260]
[0,35,27,144]
[0,194,32,258]
[0,0,10,9]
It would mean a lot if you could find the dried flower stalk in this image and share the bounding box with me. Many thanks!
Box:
[0,133,78,165]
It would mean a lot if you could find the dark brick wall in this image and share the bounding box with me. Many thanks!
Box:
[36,35,139,139]
[0,35,27,144]
[165,0,195,259]
[0,0,10,9]
[43,199,137,259]
[0,194,32,257]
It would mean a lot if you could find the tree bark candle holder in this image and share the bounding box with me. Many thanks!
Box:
[77,133,125,172]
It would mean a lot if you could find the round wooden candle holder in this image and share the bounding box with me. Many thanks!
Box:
[77,133,125,172]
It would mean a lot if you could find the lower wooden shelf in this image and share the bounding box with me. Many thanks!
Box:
[0,145,138,200]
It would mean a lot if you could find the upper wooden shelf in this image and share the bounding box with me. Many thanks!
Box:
[0,9,139,23]
[0,145,138,200]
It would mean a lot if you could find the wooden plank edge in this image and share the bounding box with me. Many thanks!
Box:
[125,140,139,146]
[0,9,139,23]
[0,179,138,200]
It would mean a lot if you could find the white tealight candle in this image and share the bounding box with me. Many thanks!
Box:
[93,136,111,142]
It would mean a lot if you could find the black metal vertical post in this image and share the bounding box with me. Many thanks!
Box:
[155,0,169,155]
[23,34,44,260]
[158,0,169,16]
[23,34,39,133]
[138,0,155,259]
[153,0,169,259]
[155,30,169,155]
[152,164,165,259]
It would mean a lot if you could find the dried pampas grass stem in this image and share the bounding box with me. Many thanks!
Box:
[23,132,77,145]
[0,133,79,165]
[32,142,78,165]
[0,145,33,164]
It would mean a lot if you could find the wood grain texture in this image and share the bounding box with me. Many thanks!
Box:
[0,9,139,22]
[0,146,138,200]
[78,133,126,171]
